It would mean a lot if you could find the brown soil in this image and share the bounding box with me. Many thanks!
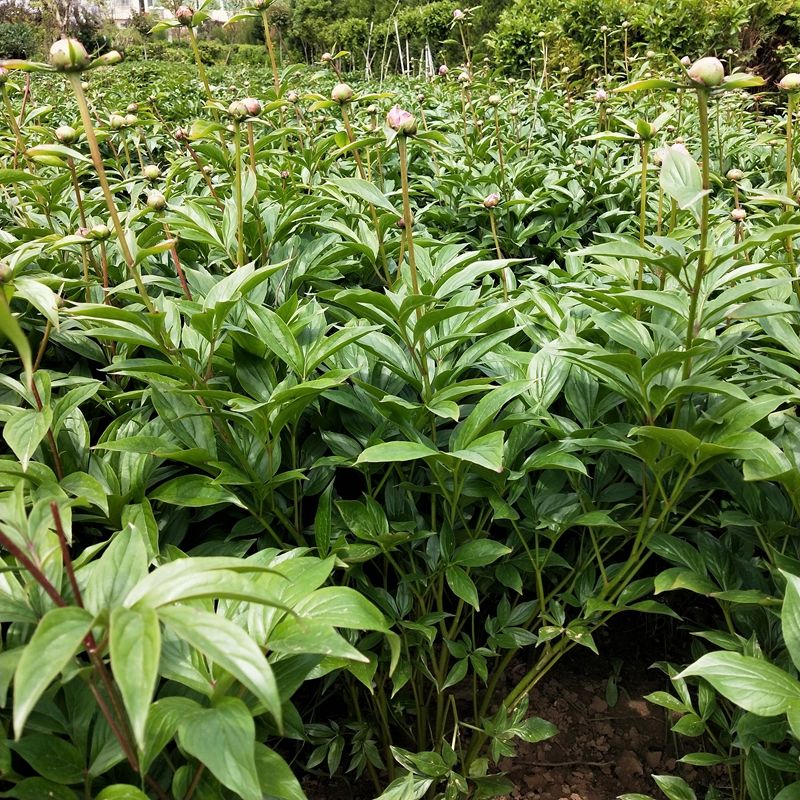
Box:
[300,619,715,800]
[497,653,701,800]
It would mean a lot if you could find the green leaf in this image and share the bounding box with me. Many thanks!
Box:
[254,743,308,800]
[158,605,282,727]
[333,177,396,214]
[452,540,512,568]
[678,652,800,716]
[3,407,52,471]
[150,475,242,508]
[95,787,150,800]
[178,697,261,800]
[0,294,34,386]
[615,78,680,91]
[0,778,78,799]
[651,775,697,800]
[660,145,706,220]
[10,735,84,784]
[293,587,388,631]
[355,441,438,465]
[446,566,479,610]
[110,606,161,751]
[13,607,93,738]
[782,570,800,673]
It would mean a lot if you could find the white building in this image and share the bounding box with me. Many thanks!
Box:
[108,0,229,24]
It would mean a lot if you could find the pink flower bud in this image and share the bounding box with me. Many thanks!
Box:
[483,193,501,209]
[438,64,449,76]
[453,8,465,20]
[730,208,746,222]
[386,105,417,135]
[243,97,262,116]
[594,88,608,103]
[175,5,194,25]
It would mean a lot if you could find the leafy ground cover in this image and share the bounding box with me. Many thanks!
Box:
[0,24,800,800]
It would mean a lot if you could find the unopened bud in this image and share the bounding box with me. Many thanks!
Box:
[331,83,353,103]
[285,90,299,104]
[453,8,465,20]
[90,223,111,240]
[228,100,249,120]
[175,5,194,25]
[386,105,417,135]
[687,56,725,87]
[109,114,125,130]
[124,114,138,127]
[488,93,501,106]
[594,88,608,103]
[680,56,691,66]
[779,73,800,92]
[49,38,90,72]
[243,97,262,116]
[55,125,77,143]
[146,189,166,211]
[438,64,449,76]
[483,192,500,208]
[94,50,123,67]
[726,168,744,182]
[143,164,161,181]
[321,52,333,62]
[127,103,139,113]
[731,208,747,222]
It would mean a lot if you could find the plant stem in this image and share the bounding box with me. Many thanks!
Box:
[187,27,214,111]
[233,120,245,267]
[637,139,649,294]
[261,10,281,96]
[66,74,154,312]
[681,88,710,379]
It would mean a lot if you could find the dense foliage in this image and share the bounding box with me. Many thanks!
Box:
[1,25,800,800]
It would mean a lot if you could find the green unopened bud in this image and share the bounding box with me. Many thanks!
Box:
[331,83,353,103]
[109,114,125,130]
[143,164,161,181]
[127,102,139,113]
[779,73,800,92]
[90,224,111,240]
[687,56,725,87]
[124,114,138,127]
[488,93,501,106]
[228,100,248,121]
[726,168,743,182]
[49,38,90,73]
[146,189,167,211]
[55,125,77,143]
[93,50,123,67]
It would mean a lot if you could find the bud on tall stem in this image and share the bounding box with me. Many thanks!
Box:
[64,72,154,312]
[681,86,711,382]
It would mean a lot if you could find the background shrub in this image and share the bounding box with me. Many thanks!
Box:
[0,21,36,58]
